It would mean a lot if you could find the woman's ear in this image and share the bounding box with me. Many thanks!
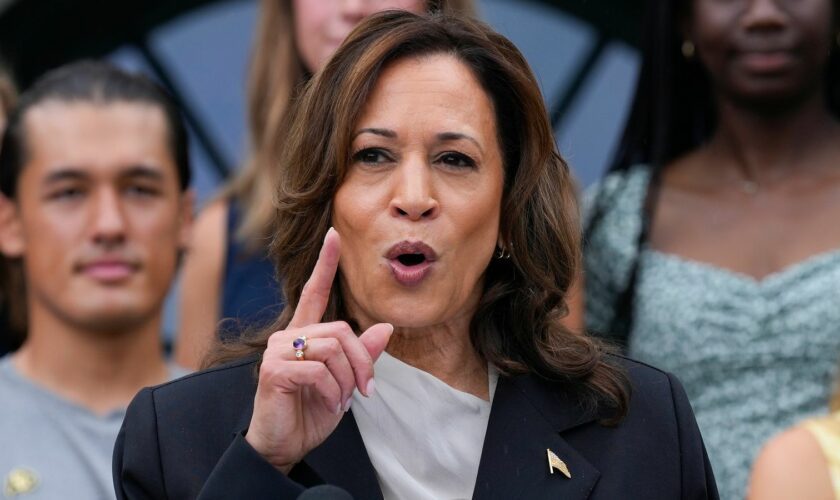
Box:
[0,195,24,258]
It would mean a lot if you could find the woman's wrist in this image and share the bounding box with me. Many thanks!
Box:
[245,430,295,474]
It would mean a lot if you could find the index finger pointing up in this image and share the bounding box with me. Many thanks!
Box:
[289,227,341,328]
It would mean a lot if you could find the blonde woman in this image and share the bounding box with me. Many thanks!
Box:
[176,0,476,369]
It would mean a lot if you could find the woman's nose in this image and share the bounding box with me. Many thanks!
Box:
[742,0,787,32]
[389,162,439,221]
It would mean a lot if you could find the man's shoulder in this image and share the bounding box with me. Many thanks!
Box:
[0,358,51,426]
[0,355,52,409]
[0,356,20,397]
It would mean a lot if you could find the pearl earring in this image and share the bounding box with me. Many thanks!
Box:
[681,40,695,59]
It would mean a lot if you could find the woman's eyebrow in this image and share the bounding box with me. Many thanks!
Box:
[436,132,483,154]
[353,127,397,139]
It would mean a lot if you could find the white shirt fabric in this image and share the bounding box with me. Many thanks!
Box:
[352,351,498,500]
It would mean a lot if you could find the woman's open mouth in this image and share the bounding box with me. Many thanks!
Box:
[385,241,437,287]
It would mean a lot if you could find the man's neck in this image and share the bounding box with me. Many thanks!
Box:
[13,307,169,415]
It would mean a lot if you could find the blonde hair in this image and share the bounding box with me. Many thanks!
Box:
[225,0,477,248]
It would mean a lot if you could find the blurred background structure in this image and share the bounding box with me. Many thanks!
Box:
[0,0,642,340]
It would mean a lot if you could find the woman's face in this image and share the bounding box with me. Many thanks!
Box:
[689,0,834,104]
[293,0,426,73]
[333,54,504,331]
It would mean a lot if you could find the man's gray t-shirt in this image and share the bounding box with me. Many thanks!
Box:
[0,356,188,499]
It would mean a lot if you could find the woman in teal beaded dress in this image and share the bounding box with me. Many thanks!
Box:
[581,0,840,498]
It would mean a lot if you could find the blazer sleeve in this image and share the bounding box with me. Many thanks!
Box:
[113,388,307,499]
[668,373,720,500]
[113,388,165,499]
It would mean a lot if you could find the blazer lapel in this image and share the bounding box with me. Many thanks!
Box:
[472,375,601,500]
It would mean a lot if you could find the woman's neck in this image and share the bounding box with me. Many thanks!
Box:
[385,311,489,395]
[386,320,489,400]
[708,91,840,184]
[345,286,490,400]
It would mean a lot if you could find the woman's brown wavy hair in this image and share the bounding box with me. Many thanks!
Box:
[207,10,630,423]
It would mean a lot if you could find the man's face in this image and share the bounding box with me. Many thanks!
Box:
[0,101,192,334]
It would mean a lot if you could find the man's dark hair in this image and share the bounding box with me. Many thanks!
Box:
[0,60,191,198]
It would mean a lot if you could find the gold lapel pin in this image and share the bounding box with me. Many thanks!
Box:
[546,449,571,479]
[4,467,39,497]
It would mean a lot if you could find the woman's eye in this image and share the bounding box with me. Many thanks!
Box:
[352,148,391,164]
[438,152,476,168]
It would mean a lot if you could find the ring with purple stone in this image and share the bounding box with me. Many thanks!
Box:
[292,336,308,361]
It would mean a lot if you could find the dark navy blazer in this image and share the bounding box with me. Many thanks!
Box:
[113,355,718,499]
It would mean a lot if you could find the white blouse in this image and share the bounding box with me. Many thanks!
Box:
[351,351,498,500]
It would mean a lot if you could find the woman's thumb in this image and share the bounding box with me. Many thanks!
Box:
[359,323,394,362]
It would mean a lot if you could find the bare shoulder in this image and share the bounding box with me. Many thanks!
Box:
[185,197,230,273]
[660,147,711,190]
[748,425,833,500]
[193,198,230,247]
[176,197,230,368]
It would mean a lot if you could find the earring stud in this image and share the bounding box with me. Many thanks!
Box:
[495,244,511,260]
[681,40,695,59]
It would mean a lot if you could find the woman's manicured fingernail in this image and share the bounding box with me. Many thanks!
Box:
[335,402,342,415]
[343,397,352,412]
[366,379,376,398]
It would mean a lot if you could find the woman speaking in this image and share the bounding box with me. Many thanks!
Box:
[114,11,717,499]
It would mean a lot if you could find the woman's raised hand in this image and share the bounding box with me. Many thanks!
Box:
[245,228,393,473]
